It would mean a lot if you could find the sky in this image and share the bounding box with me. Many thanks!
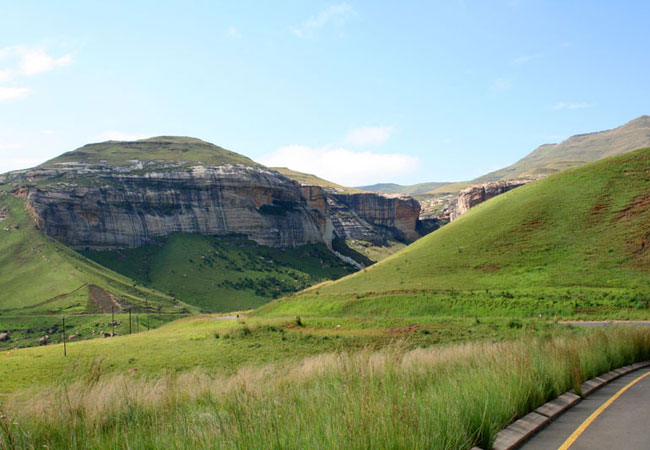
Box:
[1,1,649,186]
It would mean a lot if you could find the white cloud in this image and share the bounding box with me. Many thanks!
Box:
[94,131,149,142]
[553,102,592,110]
[292,4,357,38]
[0,70,12,83]
[19,48,72,75]
[344,125,394,147]
[0,45,73,80]
[0,87,31,101]
[226,26,242,40]
[259,145,418,186]
[442,137,452,144]
[40,129,56,135]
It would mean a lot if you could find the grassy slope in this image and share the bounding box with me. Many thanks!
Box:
[0,194,196,348]
[271,167,363,193]
[0,195,185,314]
[43,136,261,167]
[262,148,650,316]
[82,234,356,313]
[474,115,650,182]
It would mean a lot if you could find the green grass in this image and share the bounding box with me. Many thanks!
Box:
[81,234,356,313]
[0,313,548,394]
[43,136,261,168]
[261,148,650,318]
[1,326,648,449]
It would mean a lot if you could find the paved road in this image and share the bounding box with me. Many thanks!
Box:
[522,368,650,449]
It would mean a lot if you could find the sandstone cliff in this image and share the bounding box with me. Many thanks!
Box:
[328,193,420,242]
[9,163,330,249]
[3,137,422,250]
[441,180,532,221]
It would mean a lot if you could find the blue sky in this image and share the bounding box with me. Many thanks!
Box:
[1,1,649,185]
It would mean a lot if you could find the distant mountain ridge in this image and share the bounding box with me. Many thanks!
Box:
[355,182,450,196]
[471,115,650,183]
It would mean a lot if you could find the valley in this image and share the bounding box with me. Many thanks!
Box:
[1,120,649,449]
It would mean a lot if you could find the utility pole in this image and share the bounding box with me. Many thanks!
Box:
[145,298,149,330]
[129,308,132,334]
[112,306,115,336]
[62,317,67,357]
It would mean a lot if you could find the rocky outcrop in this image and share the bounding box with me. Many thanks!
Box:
[11,164,331,249]
[6,162,422,250]
[441,180,532,221]
[328,193,421,242]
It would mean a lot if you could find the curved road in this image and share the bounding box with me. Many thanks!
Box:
[521,368,650,449]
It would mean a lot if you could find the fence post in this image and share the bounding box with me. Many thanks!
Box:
[62,317,67,357]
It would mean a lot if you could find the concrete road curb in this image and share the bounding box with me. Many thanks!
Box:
[489,360,650,450]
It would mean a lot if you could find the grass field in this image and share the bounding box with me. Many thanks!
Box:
[1,326,648,449]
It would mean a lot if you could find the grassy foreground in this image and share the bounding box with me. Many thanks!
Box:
[1,326,648,449]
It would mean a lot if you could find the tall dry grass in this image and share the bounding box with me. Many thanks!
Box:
[1,326,649,449]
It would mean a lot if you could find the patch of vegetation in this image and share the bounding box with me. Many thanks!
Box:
[82,233,356,313]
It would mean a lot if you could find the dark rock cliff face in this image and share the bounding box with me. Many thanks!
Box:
[328,193,421,242]
[6,163,421,250]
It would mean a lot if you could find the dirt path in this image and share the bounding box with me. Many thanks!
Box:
[88,285,123,313]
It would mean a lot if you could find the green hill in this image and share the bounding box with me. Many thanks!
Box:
[262,148,650,316]
[474,115,650,182]
[44,136,261,168]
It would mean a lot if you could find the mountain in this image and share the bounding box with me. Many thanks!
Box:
[0,136,423,313]
[473,115,650,183]
[262,147,650,315]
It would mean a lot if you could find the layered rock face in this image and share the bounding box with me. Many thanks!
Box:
[7,162,421,250]
[441,180,531,221]
[328,193,421,242]
[11,164,330,249]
